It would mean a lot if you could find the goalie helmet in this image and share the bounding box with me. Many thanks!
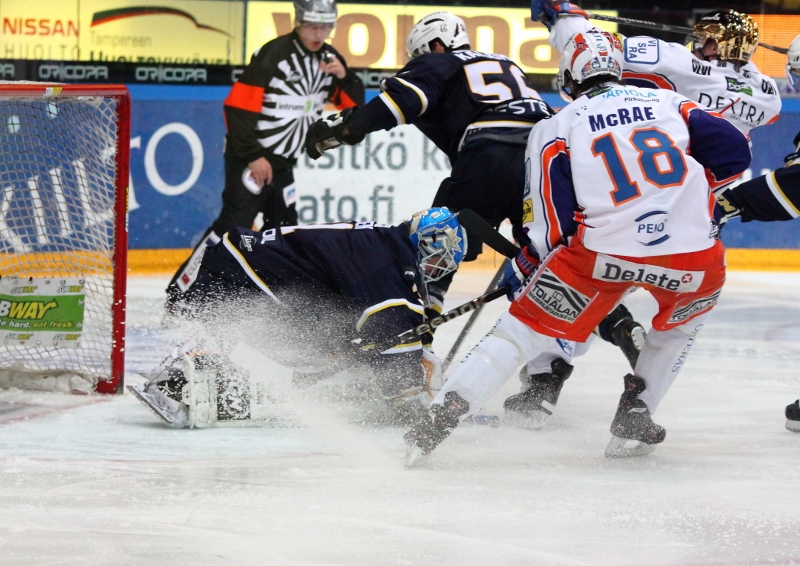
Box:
[557,31,623,102]
[787,34,800,89]
[407,207,467,284]
[294,0,337,25]
[691,10,758,64]
[406,11,470,59]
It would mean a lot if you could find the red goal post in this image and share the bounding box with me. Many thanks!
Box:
[0,83,130,394]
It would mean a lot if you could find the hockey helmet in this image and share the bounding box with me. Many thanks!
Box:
[294,0,337,25]
[691,10,759,64]
[787,34,800,88]
[406,11,470,59]
[408,207,467,283]
[557,30,623,102]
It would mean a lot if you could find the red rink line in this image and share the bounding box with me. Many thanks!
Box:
[0,397,112,425]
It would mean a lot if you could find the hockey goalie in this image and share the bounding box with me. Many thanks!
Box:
[129,208,467,429]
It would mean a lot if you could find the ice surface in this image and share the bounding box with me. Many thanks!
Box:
[1,270,800,565]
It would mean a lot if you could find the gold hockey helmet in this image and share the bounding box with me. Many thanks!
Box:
[692,10,759,64]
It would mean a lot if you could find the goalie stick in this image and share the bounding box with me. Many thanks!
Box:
[586,11,789,55]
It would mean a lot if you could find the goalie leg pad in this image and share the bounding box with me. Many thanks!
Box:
[182,354,253,428]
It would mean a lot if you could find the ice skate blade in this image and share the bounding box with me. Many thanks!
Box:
[127,385,188,429]
[604,435,657,458]
[404,444,428,468]
[786,419,800,433]
[504,408,548,431]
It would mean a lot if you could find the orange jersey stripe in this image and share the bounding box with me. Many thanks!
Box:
[331,87,358,110]
[621,71,676,91]
[224,82,264,113]
[540,138,569,250]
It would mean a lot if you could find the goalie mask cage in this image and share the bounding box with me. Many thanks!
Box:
[0,83,130,394]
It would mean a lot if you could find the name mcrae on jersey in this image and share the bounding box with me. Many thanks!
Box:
[550,17,781,134]
[523,85,751,258]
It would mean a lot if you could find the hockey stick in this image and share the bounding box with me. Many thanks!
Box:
[456,209,521,259]
[390,209,520,351]
[387,284,511,349]
[292,284,512,387]
[586,12,789,55]
[437,209,522,370]
[294,210,520,385]
[442,258,509,372]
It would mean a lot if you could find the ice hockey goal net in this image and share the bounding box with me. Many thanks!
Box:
[0,83,130,393]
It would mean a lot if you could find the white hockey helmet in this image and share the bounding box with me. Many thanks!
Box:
[406,11,470,59]
[407,207,467,284]
[691,10,759,64]
[787,34,800,88]
[557,30,623,102]
[294,0,337,25]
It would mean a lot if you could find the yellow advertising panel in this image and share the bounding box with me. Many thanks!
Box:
[0,0,81,60]
[246,2,618,73]
[0,0,245,64]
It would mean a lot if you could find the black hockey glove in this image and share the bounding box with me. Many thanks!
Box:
[714,188,743,225]
[304,107,365,159]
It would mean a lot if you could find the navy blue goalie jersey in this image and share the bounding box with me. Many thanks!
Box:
[197,222,426,354]
[346,50,553,163]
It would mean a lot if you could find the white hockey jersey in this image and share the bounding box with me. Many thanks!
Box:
[523,85,751,258]
[550,16,781,134]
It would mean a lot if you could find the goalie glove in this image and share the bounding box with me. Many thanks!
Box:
[304,107,365,160]
[498,245,540,300]
[530,0,588,31]
[784,130,800,168]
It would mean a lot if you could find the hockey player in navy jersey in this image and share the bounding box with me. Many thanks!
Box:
[404,31,751,463]
[131,208,467,429]
[720,125,800,433]
[304,11,552,313]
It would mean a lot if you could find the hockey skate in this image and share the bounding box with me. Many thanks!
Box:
[786,400,800,432]
[128,364,190,428]
[404,391,469,467]
[605,374,666,458]
[503,358,573,430]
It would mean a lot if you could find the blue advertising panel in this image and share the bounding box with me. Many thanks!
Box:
[125,86,800,250]
[128,85,228,249]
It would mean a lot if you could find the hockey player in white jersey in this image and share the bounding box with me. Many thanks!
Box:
[532,1,781,135]
[499,1,783,432]
[404,30,751,462]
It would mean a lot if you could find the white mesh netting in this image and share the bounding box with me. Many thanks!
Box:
[0,89,122,391]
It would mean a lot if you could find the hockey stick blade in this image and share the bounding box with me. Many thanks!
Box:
[586,12,788,55]
[456,209,520,259]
